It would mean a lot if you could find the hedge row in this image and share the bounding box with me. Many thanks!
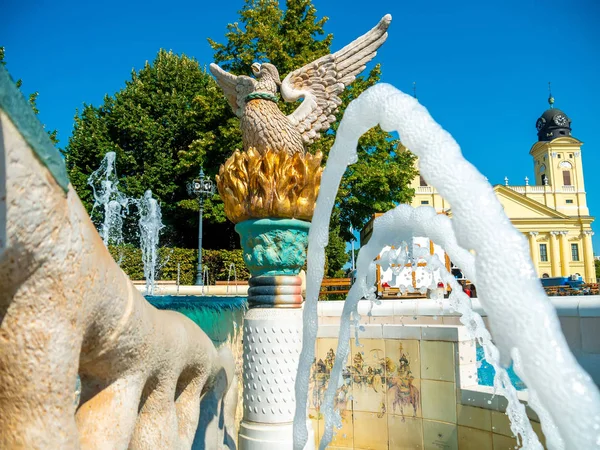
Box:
[108,245,250,285]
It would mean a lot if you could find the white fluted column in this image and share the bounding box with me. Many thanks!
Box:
[558,231,570,277]
[583,230,595,282]
[549,231,561,277]
[528,231,539,277]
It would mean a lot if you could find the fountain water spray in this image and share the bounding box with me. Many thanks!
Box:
[227,262,238,295]
[87,152,129,247]
[137,190,164,295]
[293,83,600,450]
[88,154,165,293]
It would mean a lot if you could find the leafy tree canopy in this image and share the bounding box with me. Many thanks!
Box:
[65,0,417,272]
[209,0,417,242]
[65,50,239,248]
[209,0,332,79]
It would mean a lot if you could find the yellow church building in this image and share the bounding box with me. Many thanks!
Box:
[410,98,596,283]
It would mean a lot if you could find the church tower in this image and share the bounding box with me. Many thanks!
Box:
[529,93,589,216]
[408,86,595,282]
[524,90,595,282]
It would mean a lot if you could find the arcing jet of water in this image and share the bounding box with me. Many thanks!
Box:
[294,83,600,450]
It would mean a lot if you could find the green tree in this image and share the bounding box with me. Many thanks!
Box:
[209,0,332,85]
[65,50,239,248]
[0,46,59,146]
[595,259,600,281]
[209,0,417,243]
[64,0,417,269]
[324,213,349,277]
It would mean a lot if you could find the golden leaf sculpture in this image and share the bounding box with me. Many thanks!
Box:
[216,147,323,223]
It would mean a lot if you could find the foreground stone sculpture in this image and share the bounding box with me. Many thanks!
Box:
[213,14,392,450]
[0,66,237,448]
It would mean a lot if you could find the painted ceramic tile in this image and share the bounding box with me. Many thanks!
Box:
[349,338,387,414]
[490,411,512,437]
[311,338,353,418]
[353,411,389,450]
[308,408,321,448]
[531,420,547,447]
[330,409,354,448]
[492,433,519,450]
[387,377,421,418]
[457,426,493,450]
[456,404,491,431]
[385,339,421,418]
[422,419,458,450]
[351,374,386,414]
[385,339,421,379]
[420,341,455,382]
[421,380,457,424]
[389,415,424,449]
[351,338,386,368]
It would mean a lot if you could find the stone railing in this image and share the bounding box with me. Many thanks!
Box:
[0,67,236,449]
[527,185,546,193]
[507,184,580,194]
[416,186,434,194]
[507,185,526,194]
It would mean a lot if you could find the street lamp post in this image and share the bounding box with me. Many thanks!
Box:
[350,225,356,272]
[192,168,215,285]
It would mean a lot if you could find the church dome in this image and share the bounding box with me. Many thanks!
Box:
[536,99,572,142]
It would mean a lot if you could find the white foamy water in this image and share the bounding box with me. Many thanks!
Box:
[293,83,600,450]
[87,151,130,247]
[372,208,543,450]
[137,190,164,295]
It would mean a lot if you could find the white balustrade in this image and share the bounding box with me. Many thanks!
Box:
[416,186,433,194]
[528,186,546,193]
[508,185,526,194]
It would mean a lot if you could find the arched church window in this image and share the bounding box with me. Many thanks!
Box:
[539,164,546,173]
[541,174,548,185]
[563,170,572,186]
[419,176,427,187]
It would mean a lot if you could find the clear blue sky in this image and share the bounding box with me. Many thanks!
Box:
[3,0,600,252]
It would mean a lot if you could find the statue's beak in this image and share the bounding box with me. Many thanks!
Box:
[251,63,261,76]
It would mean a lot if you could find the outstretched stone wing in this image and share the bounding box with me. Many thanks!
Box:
[280,14,391,145]
[209,63,257,118]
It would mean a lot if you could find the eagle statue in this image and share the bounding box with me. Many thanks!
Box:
[209,14,392,155]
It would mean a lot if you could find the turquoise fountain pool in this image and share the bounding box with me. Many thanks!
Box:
[476,344,526,391]
[146,295,247,345]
